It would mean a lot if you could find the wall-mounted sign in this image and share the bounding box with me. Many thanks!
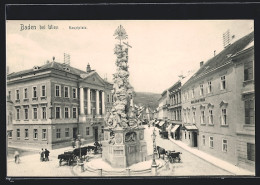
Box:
[191,98,205,104]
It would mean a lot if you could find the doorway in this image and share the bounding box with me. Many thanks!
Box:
[93,127,98,142]
[73,127,78,139]
[193,132,198,147]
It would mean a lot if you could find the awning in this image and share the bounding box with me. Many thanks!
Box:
[159,121,165,126]
[184,125,198,131]
[171,125,180,133]
[155,121,160,125]
[167,124,172,131]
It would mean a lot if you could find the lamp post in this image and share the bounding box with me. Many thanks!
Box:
[76,134,84,172]
[151,128,157,175]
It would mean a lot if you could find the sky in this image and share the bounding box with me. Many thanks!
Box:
[6,20,253,93]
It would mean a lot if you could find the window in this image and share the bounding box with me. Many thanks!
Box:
[191,88,195,98]
[186,92,189,100]
[73,107,77,118]
[192,111,196,124]
[17,129,20,138]
[41,85,46,97]
[247,143,255,161]
[64,107,69,118]
[33,86,37,98]
[42,129,47,140]
[33,129,38,139]
[24,108,28,120]
[107,94,110,102]
[209,110,213,124]
[221,109,227,125]
[245,99,254,125]
[202,135,205,146]
[244,61,253,81]
[183,112,187,123]
[33,108,38,119]
[24,88,28,99]
[8,91,11,100]
[200,84,204,96]
[86,127,90,135]
[187,111,190,123]
[9,131,12,138]
[207,81,212,93]
[16,90,20,100]
[16,109,20,120]
[72,88,77,99]
[55,85,61,97]
[101,126,104,133]
[25,129,29,139]
[42,107,46,119]
[64,86,69,98]
[209,137,214,148]
[65,128,69,137]
[55,107,60,119]
[222,139,227,152]
[220,76,226,90]
[200,111,205,124]
[56,129,61,139]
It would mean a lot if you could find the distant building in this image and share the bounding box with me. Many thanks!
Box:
[167,80,182,140]
[181,32,254,171]
[156,90,169,130]
[7,61,113,149]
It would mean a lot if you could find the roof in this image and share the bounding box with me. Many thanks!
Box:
[7,61,88,79]
[183,31,254,87]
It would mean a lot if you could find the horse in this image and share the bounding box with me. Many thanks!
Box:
[156,146,167,160]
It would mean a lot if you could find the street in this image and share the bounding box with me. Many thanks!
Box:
[7,125,232,177]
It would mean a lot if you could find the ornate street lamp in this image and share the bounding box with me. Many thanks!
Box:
[76,134,82,162]
[76,134,84,172]
[151,128,157,175]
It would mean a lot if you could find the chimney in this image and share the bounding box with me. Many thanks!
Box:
[86,63,91,73]
[200,61,204,67]
[214,50,216,56]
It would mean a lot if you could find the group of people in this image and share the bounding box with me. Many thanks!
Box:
[40,148,50,162]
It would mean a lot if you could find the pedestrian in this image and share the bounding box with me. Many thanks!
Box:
[40,148,44,162]
[44,149,50,161]
[72,139,75,148]
[14,150,20,164]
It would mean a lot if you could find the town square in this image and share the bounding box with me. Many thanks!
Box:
[6,20,254,177]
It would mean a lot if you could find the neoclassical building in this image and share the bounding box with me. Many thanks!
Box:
[7,60,113,149]
[181,31,254,172]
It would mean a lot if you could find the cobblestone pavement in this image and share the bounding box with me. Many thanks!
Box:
[7,125,233,177]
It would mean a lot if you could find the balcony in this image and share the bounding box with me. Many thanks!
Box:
[32,97,38,101]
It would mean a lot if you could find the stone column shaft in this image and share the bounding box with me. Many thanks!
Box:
[80,87,84,115]
[102,91,105,115]
[96,90,100,115]
[87,88,91,115]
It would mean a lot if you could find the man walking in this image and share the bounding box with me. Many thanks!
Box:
[44,149,50,161]
[14,150,20,164]
[40,148,44,162]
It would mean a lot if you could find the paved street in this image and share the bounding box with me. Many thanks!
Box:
[7,125,232,177]
[145,126,233,176]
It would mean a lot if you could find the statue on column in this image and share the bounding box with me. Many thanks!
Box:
[105,25,138,129]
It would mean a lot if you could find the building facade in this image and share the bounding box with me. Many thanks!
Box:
[7,61,113,149]
[167,80,182,140]
[156,90,169,130]
[181,32,254,171]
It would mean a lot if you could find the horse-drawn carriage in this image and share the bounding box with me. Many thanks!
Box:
[58,147,88,166]
[156,146,182,163]
[58,142,102,166]
[159,130,169,139]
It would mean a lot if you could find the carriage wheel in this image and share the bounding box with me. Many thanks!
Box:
[169,156,173,163]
